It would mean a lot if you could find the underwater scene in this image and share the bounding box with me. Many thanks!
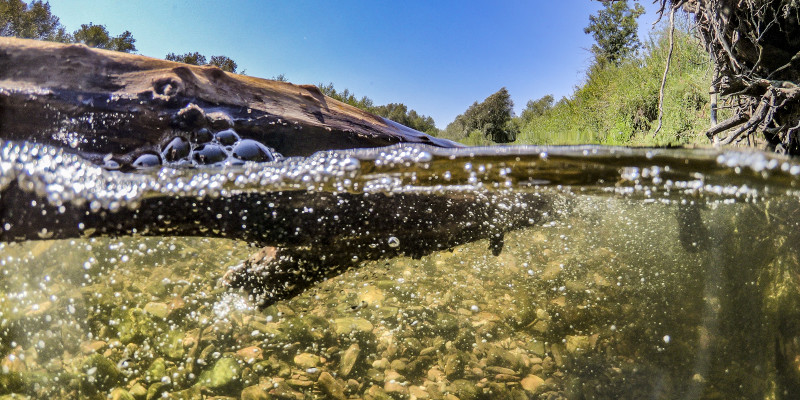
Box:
[1,142,800,399]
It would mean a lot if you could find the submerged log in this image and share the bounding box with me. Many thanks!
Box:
[0,37,558,306]
[0,37,458,167]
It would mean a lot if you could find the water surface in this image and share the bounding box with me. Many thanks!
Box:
[1,142,799,399]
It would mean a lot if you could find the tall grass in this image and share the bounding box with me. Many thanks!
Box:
[515,22,713,147]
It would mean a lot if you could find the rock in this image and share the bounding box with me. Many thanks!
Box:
[358,285,386,305]
[565,335,591,354]
[520,374,545,393]
[365,384,393,400]
[155,329,185,360]
[317,371,346,400]
[293,353,320,369]
[144,358,167,384]
[80,340,107,355]
[143,302,170,319]
[241,384,270,400]
[409,385,430,399]
[339,344,360,377]
[196,357,242,389]
[384,381,408,396]
[333,317,374,336]
[145,382,167,400]
[109,388,135,400]
[82,353,121,391]
[448,379,478,400]
[236,346,265,363]
[167,387,202,399]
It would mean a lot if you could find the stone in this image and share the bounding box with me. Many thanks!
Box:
[409,385,430,399]
[520,375,545,393]
[384,381,408,395]
[339,344,360,377]
[333,317,374,336]
[448,379,478,400]
[110,388,135,400]
[365,384,393,400]
[565,335,592,354]
[144,358,167,384]
[143,302,170,319]
[196,357,242,389]
[317,371,346,400]
[237,346,265,363]
[293,353,320,369]
[82,353,121,391]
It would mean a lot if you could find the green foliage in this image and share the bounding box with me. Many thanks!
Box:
[516,19,712,147]
[317,82,438,135]
[0,0,69,41]
[165,52,207,65]
[73,23,136,53]
[164,52,238,73]
[209,55,237,73]
[585,0,645,65]
[520,94,555,124]
[271,73,288,82]
[0,1,135,52]
[443,87,518,143]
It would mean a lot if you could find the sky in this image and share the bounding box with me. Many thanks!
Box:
[48,1,664,128]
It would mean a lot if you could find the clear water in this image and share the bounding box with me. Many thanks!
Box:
[1,142,800,399]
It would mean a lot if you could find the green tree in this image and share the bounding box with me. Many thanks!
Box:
[0,0,69,41]
[317,83,438,134]
[520,94,554,123]
[72,23,136,52]
[446,87,518,143]
[584,0,645,65]
[209,55,237,73]
[165,52,207,65]
[164,52,239,73]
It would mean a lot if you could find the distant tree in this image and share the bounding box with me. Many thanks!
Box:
[373,103,437,134]
[0,0,70,41]
[164,52,239,73]
[165,52,207,65]
[73,22,136,52]
[446,87,518,143]
[209,55,237,73]
[584,0,644,65]
[271,73,288,82]
[317,82,438,134]
[520,94,555,123]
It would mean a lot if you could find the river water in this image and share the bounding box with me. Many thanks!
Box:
[1,141,799,399]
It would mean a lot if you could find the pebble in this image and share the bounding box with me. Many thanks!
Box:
[339,343,360,377]
[318,371,346,400]
[293,353,320,369]
[520,374,545,393]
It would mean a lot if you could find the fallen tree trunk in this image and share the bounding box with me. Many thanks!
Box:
[0,37,458,168]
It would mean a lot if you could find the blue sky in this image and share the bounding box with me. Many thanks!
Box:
[49,1,663,128]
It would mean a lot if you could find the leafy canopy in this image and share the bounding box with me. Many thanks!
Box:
[165,52,238,73]
[584,0,645,65]
[445,87,518,143]
[317,83,438,135]
[1,0,136,52]
[73,23,136,53]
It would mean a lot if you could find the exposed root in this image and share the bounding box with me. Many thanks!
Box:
[658,0,800,154]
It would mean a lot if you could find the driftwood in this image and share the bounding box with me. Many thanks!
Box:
[0,37,457,166]
[0,37,561,306]
[659,1,800,154]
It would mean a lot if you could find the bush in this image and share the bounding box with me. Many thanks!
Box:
[515,18,712,147]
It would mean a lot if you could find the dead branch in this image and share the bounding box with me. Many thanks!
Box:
[654,5,677,137]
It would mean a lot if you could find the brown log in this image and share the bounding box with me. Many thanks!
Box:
[0,37,458,166]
